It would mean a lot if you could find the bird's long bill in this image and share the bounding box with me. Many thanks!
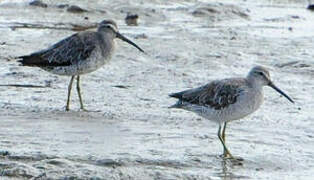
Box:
[116,32,145,53]
[269,82,294,103]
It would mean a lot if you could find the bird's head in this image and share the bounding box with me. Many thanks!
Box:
[98,19,144,53]
[248,66,294,103]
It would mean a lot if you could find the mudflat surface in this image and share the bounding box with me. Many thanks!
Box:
[0,0,313,179]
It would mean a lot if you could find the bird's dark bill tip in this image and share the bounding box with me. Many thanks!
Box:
[269,83,294,104]
[116,32,145,53]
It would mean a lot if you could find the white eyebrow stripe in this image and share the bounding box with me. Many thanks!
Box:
[107,24,118,32]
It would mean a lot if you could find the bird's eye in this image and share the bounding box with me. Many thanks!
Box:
[101,24,111,29]
[258,72,263,76]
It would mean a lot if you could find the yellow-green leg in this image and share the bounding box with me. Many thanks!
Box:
[222,122,227,155]
[76,75,86,111]
[218,123,233,158]
[66,76,75,111]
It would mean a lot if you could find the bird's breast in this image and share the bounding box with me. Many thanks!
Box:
[225,88,264,121]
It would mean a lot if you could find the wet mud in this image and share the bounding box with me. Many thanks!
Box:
[0,0,313,179]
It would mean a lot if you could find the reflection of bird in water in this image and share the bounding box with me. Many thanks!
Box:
[169,66,294,159]
[18,19,144,111]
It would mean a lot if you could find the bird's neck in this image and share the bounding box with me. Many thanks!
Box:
[247,77,263,90]
[98,30,116,41]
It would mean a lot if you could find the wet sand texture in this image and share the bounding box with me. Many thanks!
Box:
[0,0,313,179]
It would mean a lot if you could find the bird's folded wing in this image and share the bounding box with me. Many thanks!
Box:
[18,32,97,67]
[170,79,245,110]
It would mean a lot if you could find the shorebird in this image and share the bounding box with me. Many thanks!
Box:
[18,19,144,111]
[169,66,294,158]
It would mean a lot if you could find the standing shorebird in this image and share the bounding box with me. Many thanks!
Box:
[169,66,294,158]
[18,19,144,111]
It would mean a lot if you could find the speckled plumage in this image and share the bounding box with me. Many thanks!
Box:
[170,78,263,123]
[169,66,294,158]
[18,19,144,111]
[18,22,116,76]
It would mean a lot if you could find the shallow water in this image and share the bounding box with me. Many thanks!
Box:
[0,0,313,179]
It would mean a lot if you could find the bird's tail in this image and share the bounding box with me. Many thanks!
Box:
[17,55,39,67]
[168,100,183,109]
[168,92,185,108]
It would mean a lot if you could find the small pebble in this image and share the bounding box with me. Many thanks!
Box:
[291,15,300,19]
[29,0,47,8]
[67,5,88,13]
[57,4,70,9]
[0,150,10,156]
[125,13,139,26]
[307,4,314,11]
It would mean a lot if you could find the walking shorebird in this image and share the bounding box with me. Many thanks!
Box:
[169,66,294,159]
[18,19,144,111]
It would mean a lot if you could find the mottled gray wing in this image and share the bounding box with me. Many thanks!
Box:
[170,79,246,110]
[18,32,99,67]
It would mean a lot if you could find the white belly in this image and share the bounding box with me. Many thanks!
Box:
[183,89,264,124]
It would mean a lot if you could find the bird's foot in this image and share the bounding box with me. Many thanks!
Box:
[221,153,244,161]
[219,155,243,166]
[63,106,100,112]
[65,106,71,111]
